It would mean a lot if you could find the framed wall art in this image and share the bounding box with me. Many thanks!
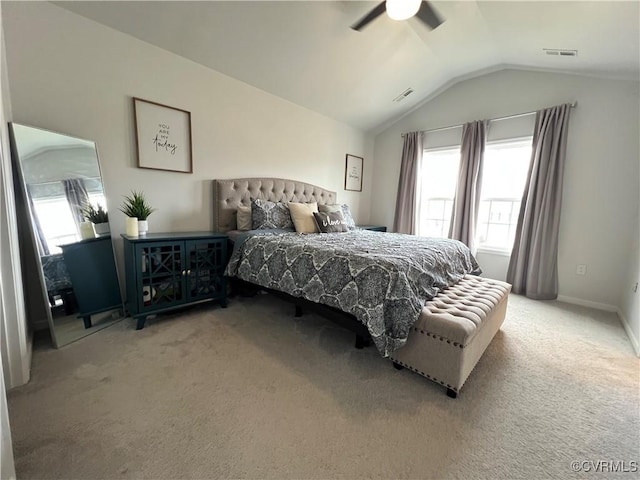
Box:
[344,154,363,192]
[133,97,193,173]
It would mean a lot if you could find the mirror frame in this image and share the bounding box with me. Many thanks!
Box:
[9,122,125,347]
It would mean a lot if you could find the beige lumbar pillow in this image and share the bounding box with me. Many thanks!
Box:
[236,205,252,231]
[288,202,319,233]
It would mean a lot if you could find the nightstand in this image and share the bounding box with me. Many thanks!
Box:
[357,225,387,232]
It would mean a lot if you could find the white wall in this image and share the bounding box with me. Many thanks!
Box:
[372,69,639,312]
[2,2,372,277]
[0,0,30,390]
[0,351,15,480]
[0,1,18,476]
[474,251,510,282]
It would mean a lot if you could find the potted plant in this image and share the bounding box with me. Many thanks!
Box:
[83,203,110,235]
[120,191,156,236]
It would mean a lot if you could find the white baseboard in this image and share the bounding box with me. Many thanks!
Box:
[557,295,639,356]
[556,295,618,312]
[616,307,640,357]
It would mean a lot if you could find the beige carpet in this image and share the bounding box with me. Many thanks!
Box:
[7,293,640,479]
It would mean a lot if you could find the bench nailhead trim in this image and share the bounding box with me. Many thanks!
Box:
[389,359,459,393]
[412,326,465,349]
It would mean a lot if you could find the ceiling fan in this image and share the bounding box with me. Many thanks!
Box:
[351,0,444,32]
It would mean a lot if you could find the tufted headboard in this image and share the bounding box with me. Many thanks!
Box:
[213,178,337,232]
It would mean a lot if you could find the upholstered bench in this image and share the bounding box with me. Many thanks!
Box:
[390,275,512,398]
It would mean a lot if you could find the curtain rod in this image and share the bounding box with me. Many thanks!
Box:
[401,101,577,137]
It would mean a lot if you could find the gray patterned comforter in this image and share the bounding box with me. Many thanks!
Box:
[225,230,481,356]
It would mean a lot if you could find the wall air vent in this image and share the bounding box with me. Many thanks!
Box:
[393,88,414,103]
[543,48,578,57]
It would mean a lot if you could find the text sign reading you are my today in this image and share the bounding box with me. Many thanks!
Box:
[134,98,192,173]
[153,123,178,155]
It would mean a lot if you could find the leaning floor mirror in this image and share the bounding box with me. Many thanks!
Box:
[10,123,125,348]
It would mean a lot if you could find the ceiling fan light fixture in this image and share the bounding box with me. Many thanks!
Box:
[386,0,422,21]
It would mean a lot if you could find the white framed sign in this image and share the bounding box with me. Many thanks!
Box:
[344,154,363,192]
[133,97,192,173]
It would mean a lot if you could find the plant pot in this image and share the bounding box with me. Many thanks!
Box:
[94,222,110,236]
[138,220,149,236]
[125,217,139,237]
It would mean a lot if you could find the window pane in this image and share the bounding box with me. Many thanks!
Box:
[88,193,107,210]
[426,199,444,218]
[488,201,513,224]
[33,197,80,253]
[417,148,460,238]
[477,202,490,224]
[476,138,531,250]
[423,219,444,238]
[443,199,453,221]
[486,224,510,247]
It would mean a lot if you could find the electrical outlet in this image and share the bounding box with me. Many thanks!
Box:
[576,264,587,276]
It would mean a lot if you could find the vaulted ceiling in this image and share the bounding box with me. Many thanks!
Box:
[55,1,640,132]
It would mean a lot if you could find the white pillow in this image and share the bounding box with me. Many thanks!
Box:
[288,202,319,233]
[236,205,252,231]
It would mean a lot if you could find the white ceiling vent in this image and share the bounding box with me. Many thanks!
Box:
[393,88,414,103]
[544,48,578,57]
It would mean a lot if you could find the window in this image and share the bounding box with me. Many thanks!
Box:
[416,147,460,238]
[29,180,106,254]
[476,138,532,251]
[32,196,78,253]
[416,137,531,251]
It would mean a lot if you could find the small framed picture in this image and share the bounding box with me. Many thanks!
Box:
[344,154,363,192]
[133,97,193,173]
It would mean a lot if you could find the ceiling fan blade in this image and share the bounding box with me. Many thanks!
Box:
[350,2,386,31]
[416,1,444,30]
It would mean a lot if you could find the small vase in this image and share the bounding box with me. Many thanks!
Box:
[125,217,139,237]
[80,221,96,240]
[138,220,149,236]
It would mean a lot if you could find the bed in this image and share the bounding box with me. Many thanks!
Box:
[214,178,511,397]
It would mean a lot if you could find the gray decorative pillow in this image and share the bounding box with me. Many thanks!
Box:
[313,211,349,233]
[318,204,356,230]
[251,199,294,230]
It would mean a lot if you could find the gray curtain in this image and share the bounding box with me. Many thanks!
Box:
[26,185,50,256]
[393,131,423,234]
[62,178,89,234]
[448,120,488,253]
[507,103,572,299]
